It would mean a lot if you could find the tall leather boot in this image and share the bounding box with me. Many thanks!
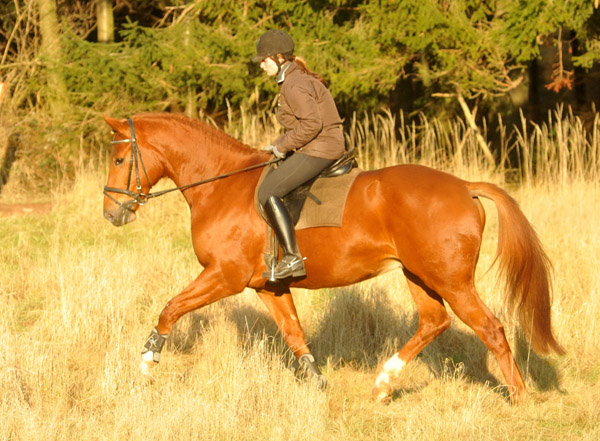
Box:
[262,195,306,280]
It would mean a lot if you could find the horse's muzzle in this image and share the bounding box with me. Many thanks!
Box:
[103,206,137,226]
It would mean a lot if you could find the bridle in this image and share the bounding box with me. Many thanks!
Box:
[103,119,151,210]
[103,118,281,211]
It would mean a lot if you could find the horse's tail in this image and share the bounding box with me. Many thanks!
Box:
[467,182,565,355]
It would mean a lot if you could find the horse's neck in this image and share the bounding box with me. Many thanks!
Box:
[157,123,261,206]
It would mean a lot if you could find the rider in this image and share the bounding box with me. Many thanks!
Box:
[253,29,345,280]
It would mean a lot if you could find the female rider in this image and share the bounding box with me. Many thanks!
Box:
[253,29,345,280]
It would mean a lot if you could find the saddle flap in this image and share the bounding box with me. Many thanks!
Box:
[255,163,361,229]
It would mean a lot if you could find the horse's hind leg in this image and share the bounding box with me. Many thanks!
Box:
[373,270,451,402]
[442,283,526,404]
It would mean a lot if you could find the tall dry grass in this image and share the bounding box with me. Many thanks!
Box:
[1,109,599,440]
[344,105,600,186]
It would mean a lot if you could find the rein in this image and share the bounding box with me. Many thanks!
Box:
[103,118,281,210]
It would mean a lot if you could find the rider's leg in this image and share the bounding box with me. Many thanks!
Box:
[262,195,306,278]
[258,153,335,280]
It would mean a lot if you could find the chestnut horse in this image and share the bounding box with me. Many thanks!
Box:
[102,113,563,404]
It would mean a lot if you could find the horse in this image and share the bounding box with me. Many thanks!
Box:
[102,112,564,404]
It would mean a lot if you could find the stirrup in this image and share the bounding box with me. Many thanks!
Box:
[263,254,306,280]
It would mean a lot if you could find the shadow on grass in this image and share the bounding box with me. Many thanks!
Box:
[307,285,502,390]
[166,284,562,398]
[514,330,564,393]
[168,299,295,363]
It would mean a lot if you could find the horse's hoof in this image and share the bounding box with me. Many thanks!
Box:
[509,387,527,406]
[316,375,327,391]
[372,384,394,404]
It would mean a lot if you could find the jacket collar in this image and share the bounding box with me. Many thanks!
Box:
[276,61,297,84]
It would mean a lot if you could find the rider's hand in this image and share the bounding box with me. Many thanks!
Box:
[261,144,286,159]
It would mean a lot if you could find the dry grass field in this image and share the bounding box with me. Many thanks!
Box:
[1,110,599,440]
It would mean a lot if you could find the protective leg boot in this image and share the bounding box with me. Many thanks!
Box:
[262,195,306,280]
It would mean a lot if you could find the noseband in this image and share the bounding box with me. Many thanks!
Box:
[103,118,281,211]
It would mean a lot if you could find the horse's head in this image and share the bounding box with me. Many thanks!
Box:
[103,116,163,226]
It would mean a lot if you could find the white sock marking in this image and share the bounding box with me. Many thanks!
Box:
[375,354,406,388]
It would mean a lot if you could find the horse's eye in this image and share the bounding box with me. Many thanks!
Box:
[114,158,125,166]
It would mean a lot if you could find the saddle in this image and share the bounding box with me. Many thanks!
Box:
[255,148,359,226]
[255,149,360,273]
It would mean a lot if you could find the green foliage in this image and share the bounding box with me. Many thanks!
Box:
[502,0,600,74]
[3,0,600,189]
[355,1,522,99]
[7,0,600,118]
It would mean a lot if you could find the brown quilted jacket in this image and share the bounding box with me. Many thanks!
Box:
[273,62,345,160]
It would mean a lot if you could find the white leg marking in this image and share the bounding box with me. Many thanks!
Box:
[140,351,156,377]
[375,354,406,388]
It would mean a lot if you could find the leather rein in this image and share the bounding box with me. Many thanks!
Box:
[103,118,281,210]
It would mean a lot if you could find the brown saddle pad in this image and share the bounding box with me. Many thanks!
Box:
[255,167,362,230]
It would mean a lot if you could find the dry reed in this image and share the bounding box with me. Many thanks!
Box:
[1,108,599,440]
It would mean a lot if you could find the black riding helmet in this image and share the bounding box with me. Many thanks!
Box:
[252,29,294,63]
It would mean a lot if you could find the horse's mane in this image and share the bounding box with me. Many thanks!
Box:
[136,112,255,156]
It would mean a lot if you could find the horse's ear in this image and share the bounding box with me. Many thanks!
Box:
[103,116,129,136]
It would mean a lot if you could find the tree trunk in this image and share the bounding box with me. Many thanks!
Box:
[183,19,196,118]
[96,0,114,43]
[35,0,68,113]
[0,132,20,195]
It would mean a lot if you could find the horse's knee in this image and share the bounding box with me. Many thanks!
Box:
[158,305,175,329]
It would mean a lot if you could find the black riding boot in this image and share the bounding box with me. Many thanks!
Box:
[262,195,306,280]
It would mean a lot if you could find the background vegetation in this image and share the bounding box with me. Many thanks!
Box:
[1,124,598,440]
[1,0,600,189]
[1,2,600,439]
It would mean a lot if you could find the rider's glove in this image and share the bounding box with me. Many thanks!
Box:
[261,144,286,159]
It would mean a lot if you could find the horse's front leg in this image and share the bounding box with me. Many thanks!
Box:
[256,289,327,389]
[140,267,241,376]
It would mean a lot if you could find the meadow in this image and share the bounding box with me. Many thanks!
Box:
[0,108,599,440]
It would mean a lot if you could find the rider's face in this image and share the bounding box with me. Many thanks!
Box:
[260,57,279,77]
